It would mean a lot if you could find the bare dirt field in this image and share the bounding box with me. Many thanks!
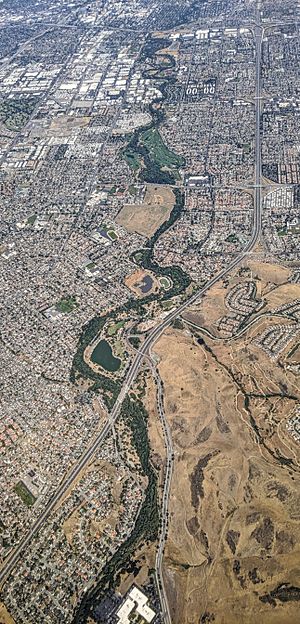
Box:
[116,184,175,237]
[153,267,300,624]
[0,602,15,624]
[116,540,157,597]
[145,372,167,476]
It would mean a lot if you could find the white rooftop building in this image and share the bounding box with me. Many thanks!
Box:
[116,585,156,624]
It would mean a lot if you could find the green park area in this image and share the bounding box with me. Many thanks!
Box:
[0,97,38,131]
[123,124,185,184]
[276,226,288,237]
[243,143,251,154]
[27,214,37,225]
[128,184,137,196]
[123,147,141,172]
[226,233,239,243]
[14,481,36,507]
[140,127,184,170]
[107,229,117,241]
[56,296,78,314]
[133,251,143,263]
[107,320,125,336]
[159,275,172,290]
[161,299,175,311]
[100,223,118,241]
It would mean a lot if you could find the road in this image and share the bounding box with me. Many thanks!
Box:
[184,309,294,343]
[151,363,173,624]
[0,21,263,596]
[254,20,263,243]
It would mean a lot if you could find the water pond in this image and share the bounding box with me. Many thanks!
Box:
[91,339,121,372]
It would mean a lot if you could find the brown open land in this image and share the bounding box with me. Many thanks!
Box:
[117,539,157,597]
[0,602,15,624]
[153,266,300,624]
[116,184,175,237]
[30,115,90,139]
[50,115,90,132]
[145,372,167,477]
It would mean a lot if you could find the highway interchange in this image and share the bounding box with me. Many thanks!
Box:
[0,17,264,624]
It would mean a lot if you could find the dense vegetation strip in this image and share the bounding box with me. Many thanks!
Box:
[122,36,185,185]
[71,41,191,404]
[70,315,121,409]
[133,187,191,297]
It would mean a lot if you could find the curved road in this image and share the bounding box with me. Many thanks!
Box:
[0,22,263,598]
[183,310,295,343]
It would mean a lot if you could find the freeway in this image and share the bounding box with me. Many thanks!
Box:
[0,21,263,599]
